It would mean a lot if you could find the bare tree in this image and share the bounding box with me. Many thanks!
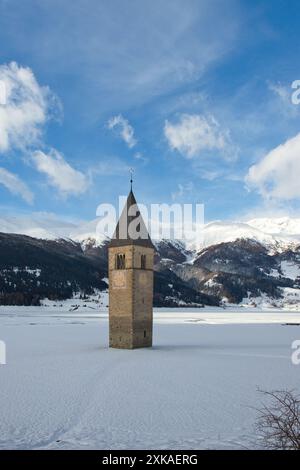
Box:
[256,389,300,450]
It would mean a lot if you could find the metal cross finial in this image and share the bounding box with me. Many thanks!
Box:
[130,167,134,190]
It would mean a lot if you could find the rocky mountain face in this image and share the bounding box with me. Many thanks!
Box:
[0,233,108,305]
[154,238,300,307]
[0,233,218,307]
[185,242,295,305]
[0,217,300,307]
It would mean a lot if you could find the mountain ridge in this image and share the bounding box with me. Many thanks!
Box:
[1,214,300,250]
[1,215,300,308]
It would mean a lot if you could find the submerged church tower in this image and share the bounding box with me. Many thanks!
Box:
[108,184,154,349]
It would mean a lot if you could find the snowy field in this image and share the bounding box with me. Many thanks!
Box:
[0,305,300,450]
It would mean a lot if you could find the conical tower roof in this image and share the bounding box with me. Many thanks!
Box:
[109,189,154,248]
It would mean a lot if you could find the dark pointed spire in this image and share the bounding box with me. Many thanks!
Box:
[130,167,134,191]
[109,188,154,248]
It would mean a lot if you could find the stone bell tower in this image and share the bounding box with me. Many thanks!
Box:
[108,183,154,349]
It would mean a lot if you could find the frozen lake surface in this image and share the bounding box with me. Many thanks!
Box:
[0,305,300,449]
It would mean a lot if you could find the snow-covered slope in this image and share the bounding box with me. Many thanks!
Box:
[0,215,108,246]
[1,214,300,308]
[247,217,300,236]
[0,214,77,240]
[69,219,109,247]
[202,221,278,249]
[0,214,299,252]
[196,218,300,252]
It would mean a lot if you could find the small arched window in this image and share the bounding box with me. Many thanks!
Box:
[115,253,126,270]
[141,254,146,269]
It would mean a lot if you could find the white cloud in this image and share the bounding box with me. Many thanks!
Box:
[0,167,34,204]
[1,1,241,116]
[267,81,298,118]
[268,82,290,102]
[201,169,221,181]
[107,115,137,148]
[171,182,194,201]
[31,148,89,197]
[246,132,300,201]
[164,114,236,160]
[88,156,131,177]
[0,61,59,153]
[134,152,148,164]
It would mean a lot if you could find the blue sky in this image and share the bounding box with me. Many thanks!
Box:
[1,0,300,223]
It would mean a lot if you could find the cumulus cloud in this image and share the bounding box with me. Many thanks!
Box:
[0,61,59,153]
[164,114,236,160]
[31,148,89,197]
[246,132,300,201]
[107,114,137,148]
[0,167,34,204]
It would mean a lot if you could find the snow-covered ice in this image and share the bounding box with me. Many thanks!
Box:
[0,306,300,450]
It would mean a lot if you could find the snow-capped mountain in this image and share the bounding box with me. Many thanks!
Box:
[0,214,77,240]
[202,220,279,250]
[247,217,300,236]
[192,218,300,252]
[0,214,109,247]
[69,219,109,247]
[0,214,300,308]
[1,214,300,250]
